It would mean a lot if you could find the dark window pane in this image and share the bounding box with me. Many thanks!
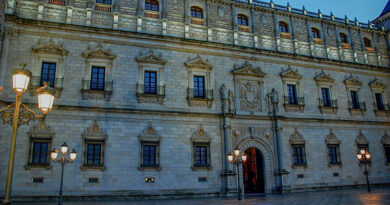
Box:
[350,91,360,109]
[91,67,105,90]
[41,62,56,86]
[287,84,297,104]
[385,147,390,163]
[193,76,205,98]
[144,71,157,94]
[195,146,208,166]
[143,145,157,166]
[375,93,384,110]
[31,142,49,164]
[87,144,101,165]
[321,88,330,106]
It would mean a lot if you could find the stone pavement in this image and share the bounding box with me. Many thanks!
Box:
[11,187,390,205]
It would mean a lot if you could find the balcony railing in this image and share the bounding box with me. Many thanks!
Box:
[136,84,165,96]
[81,79,113,93]
[191,18,205,25]
[374,103,390,111]
[95,4,112,12]
[144,11,160,19]
[284,96,305,106]
[238,25,250,33]
[48,0,66,6]
[187,88,213,100]
[348,101,366,110]
[30,76,64,89]
[319,99,338,108]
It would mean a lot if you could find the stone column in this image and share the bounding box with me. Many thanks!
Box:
[289,15,297,54]
[334,25,342,60]
[0,29,10,88]
[272,11,279,51]
[320,22,329,59]
[306,19,313,56]
[347,27,357,63]
[358,29,367,64]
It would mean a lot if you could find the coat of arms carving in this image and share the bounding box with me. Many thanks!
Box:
[239,81,261,112]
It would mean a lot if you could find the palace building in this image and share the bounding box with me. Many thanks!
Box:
[0,0,390,201]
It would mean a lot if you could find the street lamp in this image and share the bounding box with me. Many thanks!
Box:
[51,142,77,205]
[227,147,247,200]
[0,63,55,205]
[356,149,371,192]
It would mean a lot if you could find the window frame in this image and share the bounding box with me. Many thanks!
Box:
[190,6,203,19]
[193,143,210,167]
[145,0,159,12]
[327,145,341,165]
[339,33,348,44]
[292,144,306,166]
[28,138,51,167]
[287,84,298,105]
[384,146,390,164]
[363,37,372,48]
[40,62,57,87]
[85,141,103,166]
[278,21,289,33]
[193,75,206,98]
[237,14,249,26]
[311,27,321,39]
[90,66,106,91]
[140,141,160,168]
[81,121,108,171]
[144,71,157,95]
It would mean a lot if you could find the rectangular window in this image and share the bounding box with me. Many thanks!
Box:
[287,84,297,104]
[41,62,56,86]
[385,146,390,163]
[350,90,360,109]
[375,93,384,110]
[293,146,305,165]
[144,71,157,94]
[143,144,157,167]
[195,145,208,166]
[31,142,49,165]
[321,88,331,107]
[86,143,101,165]
[91,67,105,91]
[328,145,341,164]
[193,76,205,98]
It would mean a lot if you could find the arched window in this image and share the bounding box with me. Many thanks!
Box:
[237,14,248,26]
[279,22,289,33]
[364,37,372,48]
[339,33,348,43]
[96,0,111,4]
[311,27,320,38]
[145,0,159,12]
[191,6,203,18]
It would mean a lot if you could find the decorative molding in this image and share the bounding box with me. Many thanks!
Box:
[82,120,107,141]
[355,130,368,145]
[369,78,386,90]
[82,45,116,60]
[28,119,55,139]
[344,75,362,87]
[325,129,339,144]
[185,55,213,70]
[32,39,68,56]
[314,71,334,84]
[239,81,261,112]
[231,61,266,77]
[136,50,167,65]
[190,124,211,143]
[382,132,390,145]
[138,122,161,142]
[289,128,305,144]
[280,66,302,81]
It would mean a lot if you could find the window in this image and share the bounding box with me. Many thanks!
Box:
[90,67,105,91]
[144,71,157,94]
[193,76,205,98]
[279,22,289,33]
[191,6,203,18]
[350,90,360,109]
[96,0,111,4]
[292,146,306,165]
[142,143,159,167]
[287,84,297,104]
[145,0,159,12]
[321,88,331,107]
[237,14,248,26]
[375,93,384,110]
[31,142,49,165]
[385,146,390,163]
[328,145,341,164]
[364,37,371,48]
[86,143,102,165]
[311,27,320,38]
[194,145,208,166]
[40,62,56,86]
[339,33,348,43]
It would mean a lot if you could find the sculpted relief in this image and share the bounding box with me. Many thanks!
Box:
[239,81,261,112]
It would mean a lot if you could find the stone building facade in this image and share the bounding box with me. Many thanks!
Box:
[0,0,390,200]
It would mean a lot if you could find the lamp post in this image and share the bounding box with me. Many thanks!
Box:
[227,147,247,200]
[50,142,77,205]
[357,149,371,192]
[0,63,55,205]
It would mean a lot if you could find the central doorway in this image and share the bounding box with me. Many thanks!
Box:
[243,147,265,194]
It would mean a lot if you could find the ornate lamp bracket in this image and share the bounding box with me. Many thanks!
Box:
[0,103,45,128]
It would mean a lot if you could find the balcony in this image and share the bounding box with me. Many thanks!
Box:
[283,96,305,112]
[319,99,338,114]
[29,76,63,97]
[341,43,350,49]
[48,0,66,6]
[191,18,205,26]
[238,25,250,33]
[374,103,390,117]
[313,38,323,45]
[280,32,291,39]
[81,79,113,101]
[95,4,112,12]
[187,88,213,107]
[348,101,366,115]
[365,47,374,53]
[136,83,165,104]
[144,11,160,19]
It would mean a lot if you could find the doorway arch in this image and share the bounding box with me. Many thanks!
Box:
[243,147,265,194]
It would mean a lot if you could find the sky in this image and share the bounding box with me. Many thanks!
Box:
[270,0,388,23]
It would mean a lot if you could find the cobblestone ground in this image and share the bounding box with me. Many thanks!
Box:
[11,187,390,205]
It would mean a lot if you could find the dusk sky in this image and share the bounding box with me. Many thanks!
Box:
[271,0,388,23]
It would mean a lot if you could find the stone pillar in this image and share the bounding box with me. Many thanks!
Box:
[334,25,342,60]
[306,20,313,56]
[113,12,119,30]
[347,27,357,63]
[0,29,10,88]
[37,3,44,20]
[289,15,297,54]
[161,0,167,19]
[66,6,73,24]
[6,0,16,14]
[358,29,367,64]
[137,0,144,16]
[86,8,92,26]
[272,12,279,51]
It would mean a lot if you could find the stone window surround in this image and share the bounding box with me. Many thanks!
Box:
[344,75,365,115]
[138,123,162,171]
[310,26,323,44]
[325,129,342,167]
[369,78,389,117]
[280,67,304,112]
[92,0,118,12]
[138,0,164,18]
[190,124,212,171]
[338,32,351,49]
[315,71,337,114]
[381,132,390,165]
[189,2,207,25]
[289,128,307,168]
[81,121,108,171]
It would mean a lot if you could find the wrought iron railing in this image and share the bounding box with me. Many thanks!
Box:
[136,83,165,96]
[187,88,213,100]
[48,0,66,6]
[348,101,366,110]
[81,79,113,93]
[30,76,64,89]
[319,99,338,108]
[284,96,305,106]
[374,103,390,111]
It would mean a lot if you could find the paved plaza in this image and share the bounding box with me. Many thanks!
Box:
[10,187,390,205]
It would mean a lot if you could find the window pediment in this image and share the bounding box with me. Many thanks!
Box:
[280,67,302,81]
[314,71,334,84]
[191,124,211,143]
[139,122,161,142]
[231,61,266,77]
[325,129,339,144]
[82,120,107,141]
[382,132,390,145]
[82,45,116,60]
[369,78,386,90]
[289,128,305,144]
[136,50,167,65]
[32,40,68,56]
[185,55,212,70]
[355,130,368,145]
[344,75,362,87]
[28,120,55,138]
